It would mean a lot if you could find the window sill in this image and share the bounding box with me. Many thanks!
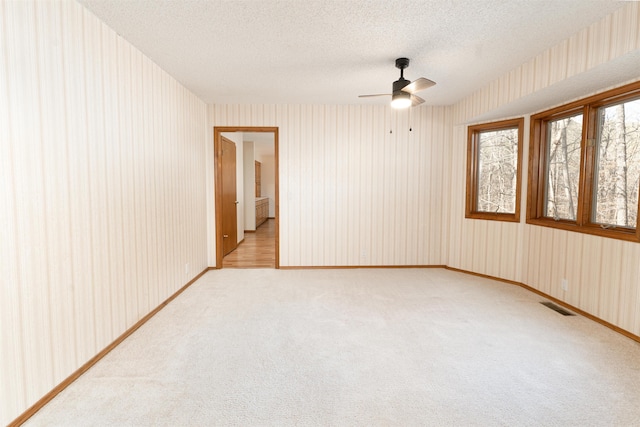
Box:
[525,218,639,242]
[466,212,520,223]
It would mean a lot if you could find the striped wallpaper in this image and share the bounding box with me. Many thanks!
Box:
[3,0,640,424]
[1,1,208,424]
[448,2,640,336]
[207,104,452,267]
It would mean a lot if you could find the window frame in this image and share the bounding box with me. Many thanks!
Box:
[466,117,524,222]
[527,81,640,242]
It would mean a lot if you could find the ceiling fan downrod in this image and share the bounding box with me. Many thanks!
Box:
[393,57,411,92]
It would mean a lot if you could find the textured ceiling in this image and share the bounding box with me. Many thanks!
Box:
[78,0,627,106]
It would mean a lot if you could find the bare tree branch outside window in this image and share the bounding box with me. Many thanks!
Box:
[545,114,582,220]
[477,128,518,213]
[593,99,640,228]
[528,81,640,242]
[467,118,523,222]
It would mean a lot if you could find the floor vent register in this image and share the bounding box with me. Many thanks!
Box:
[540,301,576,316]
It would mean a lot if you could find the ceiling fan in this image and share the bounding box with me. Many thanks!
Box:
[359,58,436,108]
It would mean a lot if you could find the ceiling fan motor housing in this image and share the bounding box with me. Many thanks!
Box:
[393,77,410,93]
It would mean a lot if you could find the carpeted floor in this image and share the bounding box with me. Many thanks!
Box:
[24,268,640,426]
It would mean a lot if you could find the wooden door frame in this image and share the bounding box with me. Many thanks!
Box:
[214,126,279,269]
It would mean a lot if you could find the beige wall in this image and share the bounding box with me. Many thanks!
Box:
[448,3,640,336]
[207,105,452,267]
[3,0,640,425]
[0,1,208,424]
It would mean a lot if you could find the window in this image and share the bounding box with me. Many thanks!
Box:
[466,118,524,222]
[528,81,640,242]
[544,112,582,221]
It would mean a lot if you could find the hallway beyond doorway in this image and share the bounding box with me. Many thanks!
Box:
[223,219,276,268]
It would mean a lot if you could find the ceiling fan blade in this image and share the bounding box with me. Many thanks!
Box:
[402,77,436,94]
[411,94,425,107]
[358,94,391,98]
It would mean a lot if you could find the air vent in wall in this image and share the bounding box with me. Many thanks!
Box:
[540,301,576,316]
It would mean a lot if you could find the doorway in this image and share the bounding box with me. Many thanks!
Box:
[214,127,279,269]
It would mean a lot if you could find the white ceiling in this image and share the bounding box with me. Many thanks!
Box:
[78,0,628,106]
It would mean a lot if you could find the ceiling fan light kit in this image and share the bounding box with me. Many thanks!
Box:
[391,91,412,109]
[359,57,436,109]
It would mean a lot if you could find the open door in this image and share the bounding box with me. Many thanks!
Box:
[221,136,238,256]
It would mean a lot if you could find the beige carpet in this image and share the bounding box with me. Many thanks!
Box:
[25,268,640,426]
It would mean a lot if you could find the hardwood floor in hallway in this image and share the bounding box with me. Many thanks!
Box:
[223,219,276,268]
